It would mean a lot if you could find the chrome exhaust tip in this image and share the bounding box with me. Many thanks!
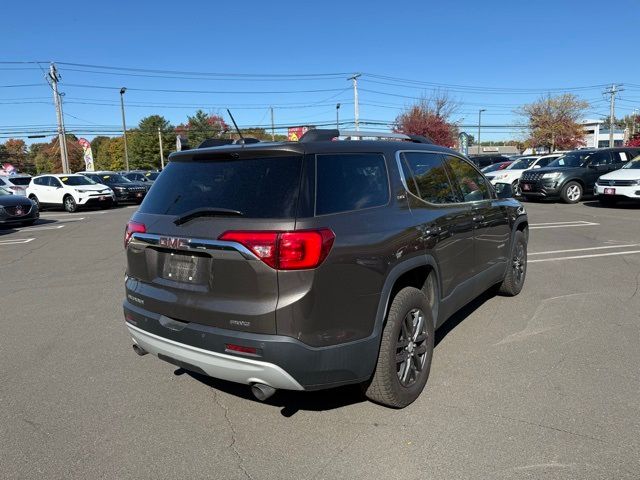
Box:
[251,383,276,401]
[132,344,148,356]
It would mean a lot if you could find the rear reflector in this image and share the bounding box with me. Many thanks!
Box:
[219,229,335,270]
[124,221,146,248]
[225,344,258,355]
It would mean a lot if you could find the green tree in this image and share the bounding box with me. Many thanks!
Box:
[103,137,125,171]
[176,110,229,148]
[129,115,174,169]
[91,136,111,167]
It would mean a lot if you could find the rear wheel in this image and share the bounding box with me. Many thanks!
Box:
[498,230,527,296]
[63,194,78,213]
[365,287,434,408]
[561,181,582,204]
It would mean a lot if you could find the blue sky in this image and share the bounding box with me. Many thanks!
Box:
[2,0,639,143]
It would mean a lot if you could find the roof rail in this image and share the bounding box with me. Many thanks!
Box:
[299,129,432,144]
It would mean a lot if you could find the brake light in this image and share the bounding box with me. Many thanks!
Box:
[225,344,258,356]
[219,229,335,270]
[124,221,146,248]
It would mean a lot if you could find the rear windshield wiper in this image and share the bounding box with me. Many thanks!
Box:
[173,207,244,225]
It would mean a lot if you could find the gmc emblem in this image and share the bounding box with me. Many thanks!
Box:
[159,236,189,249]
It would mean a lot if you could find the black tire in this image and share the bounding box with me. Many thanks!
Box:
[63,194,78,213]
[498,230,527,296]
[29,195,40,210]
[598,196,617,207]
[512,180,522,197]
[561,181,582,204]
[365,287,434,408]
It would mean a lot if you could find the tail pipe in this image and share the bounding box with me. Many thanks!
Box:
[251,383,276,401]
[132,344,148,356]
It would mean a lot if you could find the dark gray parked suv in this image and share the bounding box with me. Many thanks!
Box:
[123,129,529,408]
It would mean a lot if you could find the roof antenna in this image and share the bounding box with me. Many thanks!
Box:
[226,109,245,143]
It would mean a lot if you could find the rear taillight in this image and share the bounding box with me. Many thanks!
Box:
[124,221,146,248]
[219,229,335,270]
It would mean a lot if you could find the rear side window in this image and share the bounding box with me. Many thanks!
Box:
[315,153,388,215]
[9,177,30,185]
[444,155,491,202]
[139,155,302,218]
[401,152,458,204]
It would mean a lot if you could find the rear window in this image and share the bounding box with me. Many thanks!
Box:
[139,155,302,218]
[8,177,31,185]
[315,153,389,215]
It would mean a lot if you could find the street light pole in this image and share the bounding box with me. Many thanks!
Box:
[478,109,486,155]
[119,87,130,171]
[336,103,341,129]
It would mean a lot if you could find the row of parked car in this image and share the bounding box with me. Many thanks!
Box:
[472,147,640,205]
[0,170,160,226]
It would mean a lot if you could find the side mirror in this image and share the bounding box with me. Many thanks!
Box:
[494,182,514,199]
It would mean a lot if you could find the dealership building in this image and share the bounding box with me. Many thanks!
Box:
[582,119,626,148]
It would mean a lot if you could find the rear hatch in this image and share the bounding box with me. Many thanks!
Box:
[125,147,304,335]
[6,176,30,195]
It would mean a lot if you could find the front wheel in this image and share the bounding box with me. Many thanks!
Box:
[512,180,522,197]
[365,287,434,408]
[498,230,527,296]
[29,195,40,210]
[63,195,78,213]
[561,181,583,204]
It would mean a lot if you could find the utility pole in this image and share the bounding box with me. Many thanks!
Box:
[477,109,486,154]
[119,87,130,171]
[158,127,164,170]
[336,103,341,129]
[270,107,275,141]
[48,63,69,173]
[605,84,623,148]
[348,74,361,131]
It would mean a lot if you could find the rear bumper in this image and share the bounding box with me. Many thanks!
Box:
[127,323,304,391]
[123,301,379,391]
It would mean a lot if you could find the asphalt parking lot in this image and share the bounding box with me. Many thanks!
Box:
[1,200,639,480]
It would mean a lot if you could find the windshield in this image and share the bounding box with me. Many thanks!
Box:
[100,174,131,184]
[622,156,640,169]
[481,163,507,173]
[509,157,538,170]
[8,177,31,186]
[548,151,594,168]
[60,176,96,186]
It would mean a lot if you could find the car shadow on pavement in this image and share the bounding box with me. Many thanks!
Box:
[183,369,366,417]
[182,290,496,417]
[582,200,640,210]
[435,288,496,347]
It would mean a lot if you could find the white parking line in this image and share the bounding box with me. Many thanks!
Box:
[530,222,599,230]
[40,211,106,217]
[530,244,640,256]
[529,250,640,263]
[0,238,35,245]
[50,217,85,222]
[530,220,595,226]
[13,225,66,232]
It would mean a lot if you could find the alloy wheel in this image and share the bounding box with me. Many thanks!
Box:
[512,242,526,285]
[567,185,580,202]
[396,308,429,387]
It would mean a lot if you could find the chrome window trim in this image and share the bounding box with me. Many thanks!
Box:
[130,232,259,261]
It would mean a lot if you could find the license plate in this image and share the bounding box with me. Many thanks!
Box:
[604,188,615,195]
[522,183,531,191]
[162,254,199,282]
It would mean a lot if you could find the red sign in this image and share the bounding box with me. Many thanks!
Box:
[287,127,309,142]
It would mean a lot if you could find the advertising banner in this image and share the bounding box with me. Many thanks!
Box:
[287,127,309,142]
[78,138,95,171]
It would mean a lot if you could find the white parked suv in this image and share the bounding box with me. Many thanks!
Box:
[484,154,561,196]
[0,174,32,195]
[595,155,640,205]
[26,174,115,212]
